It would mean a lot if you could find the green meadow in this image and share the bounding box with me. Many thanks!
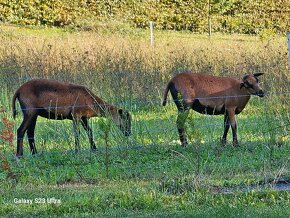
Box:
[0,25,289,217]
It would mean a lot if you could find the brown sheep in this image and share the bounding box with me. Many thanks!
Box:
[12,79,131,157]
[162,72,264,147]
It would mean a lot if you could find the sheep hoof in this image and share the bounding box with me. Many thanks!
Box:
[220,138,227,146]
[181,141,188,147]
[233,141,239,147]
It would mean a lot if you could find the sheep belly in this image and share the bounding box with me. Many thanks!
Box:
[192,99,225,115]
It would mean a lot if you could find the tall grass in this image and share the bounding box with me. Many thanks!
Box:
[0,26,289,104]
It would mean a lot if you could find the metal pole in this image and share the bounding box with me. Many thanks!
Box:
[287,33,290,68]
[150,21,154,46]
[208,0,212,36]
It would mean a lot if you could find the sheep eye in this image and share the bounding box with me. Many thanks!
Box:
[245,81,253,89]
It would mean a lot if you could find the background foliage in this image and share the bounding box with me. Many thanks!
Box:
[0,0,289,34]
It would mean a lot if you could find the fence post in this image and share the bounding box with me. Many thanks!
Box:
[208,0,212,36]
[150,21,154,46]
[287,33,290,68]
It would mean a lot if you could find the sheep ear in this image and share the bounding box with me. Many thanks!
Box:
[240,83,245,89]
[253,73,264,77]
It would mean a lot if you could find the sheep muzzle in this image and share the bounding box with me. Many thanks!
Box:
[256,90,265,97]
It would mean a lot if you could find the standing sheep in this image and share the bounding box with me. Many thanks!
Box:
[162,72,264,146]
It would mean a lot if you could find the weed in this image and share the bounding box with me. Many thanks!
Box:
[0,106,16,180]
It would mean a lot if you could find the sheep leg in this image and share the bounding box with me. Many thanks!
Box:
[72,118,81,153]
[170,87,191,147]
[221,111,230,145]
[16,114,35,157]
[227,109,239,147]
[81,117,97,152]
[176,109,189,146]
[26,115,38,155]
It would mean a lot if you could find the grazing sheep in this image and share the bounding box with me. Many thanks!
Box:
[12,79,131,157]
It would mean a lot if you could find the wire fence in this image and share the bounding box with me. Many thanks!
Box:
[9,90,290,110]
[5,121,287,152]
[0,71,289,197]
[1,90,289,154]
[0,25,290,217]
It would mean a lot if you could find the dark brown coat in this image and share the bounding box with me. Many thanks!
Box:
[12,79,131,157]
[162,72,264,146]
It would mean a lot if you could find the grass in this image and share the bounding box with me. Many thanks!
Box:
[0,25,289,217]
[1,100,289,217]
